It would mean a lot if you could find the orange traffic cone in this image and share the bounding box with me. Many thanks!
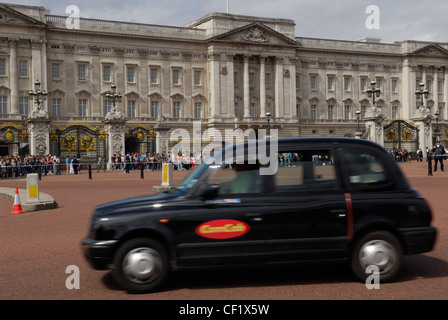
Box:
[10,188,25,214]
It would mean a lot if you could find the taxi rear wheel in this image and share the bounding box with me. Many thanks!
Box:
[112,238,169,293]
[351,231,403,283]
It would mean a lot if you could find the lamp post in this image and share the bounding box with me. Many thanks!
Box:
[415,82,429,109]
[105,83,122,114]
[434,110,440,135]
[355,110,362,139]
[367,80,381,106]
[28,79,48,112]
[356,110,361,131]
[265,111,271,139]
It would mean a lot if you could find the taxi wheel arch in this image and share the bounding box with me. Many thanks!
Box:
[112,238,170,293]
[350,230,403,283]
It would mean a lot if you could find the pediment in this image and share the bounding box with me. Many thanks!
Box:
[0,5,47,27]
[75,89,91,96]
[410,44,448,57]
[208,22,297,47]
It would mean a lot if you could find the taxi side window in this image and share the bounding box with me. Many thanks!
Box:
[342,151,388,187]
[275,150,337,192]
[208,163,262,194]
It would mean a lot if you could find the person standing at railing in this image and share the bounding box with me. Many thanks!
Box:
[55,155,61,175]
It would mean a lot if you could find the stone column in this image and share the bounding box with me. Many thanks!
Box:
[434,69,439,114]
[8,38,19,115]
[401,60,412,119]
[364,114,386,147]
[259,56,266,118]
[444,68,448,120]
[209,52,221,119]
[27,119,51,156]
[226,53,235,118]
[288,57,297,120]
[104,118,127,169]
[243,55,250,118]
[154,125,170,155]
[274,56,284,119]
[40,40,48,113]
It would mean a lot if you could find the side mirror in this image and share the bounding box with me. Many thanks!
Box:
[198,183,219,200]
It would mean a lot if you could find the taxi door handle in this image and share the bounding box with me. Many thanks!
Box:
[244,213,264,222]
[330,209,346,218]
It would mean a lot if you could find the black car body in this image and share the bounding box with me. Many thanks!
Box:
[82,138,437,293]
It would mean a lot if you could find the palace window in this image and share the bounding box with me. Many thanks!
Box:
[20,97,29,115]
[194,102,202,118]
[0,59,6,76]
[150,68,158,84]
[150,100,158,118]
[327,76,334,91]
[344,77,351,91]
[0,96,7,114]
[310,76,317,90]
[52,98,62,117]
[51,63,60,79]
[103,65,112,82]
[194,70,201,86]
[78,64,87,81]
[172,69,180,85]
[392,79,398,93]
[78,99,87,117]
[360,78,367,92]
[344,105,350,120]
[173,101,181,118]
[250,103,255,117]
[127,66,135,83]
[19,60,28,77]
[328,105,334,120]
[103,100,111,115]
[311,105,317,119]
[127,100,136,118]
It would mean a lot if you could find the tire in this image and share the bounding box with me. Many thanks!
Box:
[112,238,170,293]
[351,231,403,283]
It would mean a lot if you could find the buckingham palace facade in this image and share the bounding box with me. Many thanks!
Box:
[0,3,447,162]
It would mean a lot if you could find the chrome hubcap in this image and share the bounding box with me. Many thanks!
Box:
[359,240,396,273]
[123,248,162,284]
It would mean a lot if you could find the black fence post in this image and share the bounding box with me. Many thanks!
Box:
[88,164,92,180]
[428,154,433,176]
[140,162,144,179]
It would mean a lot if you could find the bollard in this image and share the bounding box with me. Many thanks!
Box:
[27,173,40,204]
[38,165,42,180]
[140,163,144,179]
[428,154,433,176]
[88,164,92,180]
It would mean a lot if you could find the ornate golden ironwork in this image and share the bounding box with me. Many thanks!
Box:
[386,128,397,142]
[3,128,14,143]
[402,128,413,142]
[57,121,100,132]
[62,135,77,152]
[80,135,95,152]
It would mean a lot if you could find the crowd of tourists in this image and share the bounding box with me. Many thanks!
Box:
[0,152,202,178]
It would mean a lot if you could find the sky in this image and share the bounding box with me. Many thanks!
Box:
[4,0,448,44]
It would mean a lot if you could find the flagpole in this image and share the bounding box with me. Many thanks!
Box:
[226,0,229,13]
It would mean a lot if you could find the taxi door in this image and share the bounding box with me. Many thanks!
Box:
[262,149,350,262]
[171,165,270,267]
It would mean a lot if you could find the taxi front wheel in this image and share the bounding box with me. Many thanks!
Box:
[112,238,170,293]
[351,231,403,283]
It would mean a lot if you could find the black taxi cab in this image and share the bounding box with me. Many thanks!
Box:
[82,138,437,293]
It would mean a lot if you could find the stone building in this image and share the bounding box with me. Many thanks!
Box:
[0,3,446,164]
